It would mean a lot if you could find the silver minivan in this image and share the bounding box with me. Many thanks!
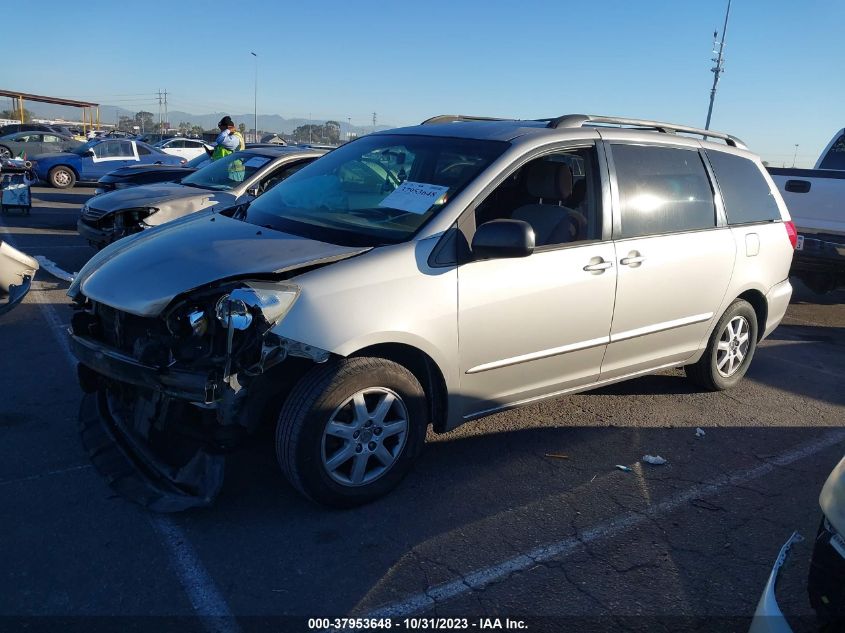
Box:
[67,114,797,510]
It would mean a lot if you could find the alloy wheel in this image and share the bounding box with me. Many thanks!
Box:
[320,387,409,487]
[716,316,750,378]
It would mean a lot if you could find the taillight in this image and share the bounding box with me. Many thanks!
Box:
[784,221,798,249]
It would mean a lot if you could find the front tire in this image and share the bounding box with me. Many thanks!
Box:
[685,299,758,391]
[49,166,76,189]
[276,357,427,507]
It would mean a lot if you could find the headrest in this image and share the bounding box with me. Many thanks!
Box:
[525,161,573,200]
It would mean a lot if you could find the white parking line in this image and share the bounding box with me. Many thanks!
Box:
[1,222,240,632]
[362,428,845,618]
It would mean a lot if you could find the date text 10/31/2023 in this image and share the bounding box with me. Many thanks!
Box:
[308,617,529,630]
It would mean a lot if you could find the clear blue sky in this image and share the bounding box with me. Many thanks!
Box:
[7,0,843,166]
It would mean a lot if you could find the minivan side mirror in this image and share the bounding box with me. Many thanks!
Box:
[471,219,535,260]
[84,149,95,157]
[246,186,260,197]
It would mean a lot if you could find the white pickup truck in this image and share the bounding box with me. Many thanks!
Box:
[768,129,845,293]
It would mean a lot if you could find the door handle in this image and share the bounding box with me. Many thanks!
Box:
[785,179,811,194]
[583,260,613,272]
[620,256,645,266]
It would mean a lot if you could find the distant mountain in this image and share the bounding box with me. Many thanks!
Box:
[26,102,393,135]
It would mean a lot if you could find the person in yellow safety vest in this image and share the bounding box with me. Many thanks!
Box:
[210,116,245,161]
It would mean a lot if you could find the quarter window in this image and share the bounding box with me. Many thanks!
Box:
[612,144,715,239]
[705,150,780,224]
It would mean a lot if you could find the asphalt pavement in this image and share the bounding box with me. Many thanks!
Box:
[1,186,843,632]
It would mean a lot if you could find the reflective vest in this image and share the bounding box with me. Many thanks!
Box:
[211,131,246,161]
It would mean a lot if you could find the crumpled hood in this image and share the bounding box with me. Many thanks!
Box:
[70,213,370,317]
[87,182,210,214]
[821,455,845,536]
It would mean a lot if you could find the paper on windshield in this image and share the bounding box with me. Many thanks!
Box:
[378,181,449,214]
[244,156,270,168]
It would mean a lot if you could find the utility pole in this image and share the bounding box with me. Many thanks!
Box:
[372,112,377,134]
[164,90,168,132]
[705,0,731,131]
[792,144,799,168]
[157,90,163,132]
[347,116,351,140]
[251,52,258,143]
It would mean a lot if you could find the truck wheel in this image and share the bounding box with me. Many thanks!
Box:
[276,357,427,507]
[685,299,758,391]
[49,166,76,189]
[0,146,11,159]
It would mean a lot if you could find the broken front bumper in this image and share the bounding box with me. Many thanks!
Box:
[70,332,229,511]
[0,240,39,317]
[69,332,217,402]
[748,532,803,633]
[78,390,224,512]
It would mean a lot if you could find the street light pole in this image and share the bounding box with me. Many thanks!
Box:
[251,52,258,143]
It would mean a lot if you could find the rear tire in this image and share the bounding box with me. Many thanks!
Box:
[685,299,758,391]
[276,357,427,507]
[49,166,76,189]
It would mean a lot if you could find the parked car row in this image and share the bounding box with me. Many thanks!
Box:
[30,138,185,189]
[78,145,324,248]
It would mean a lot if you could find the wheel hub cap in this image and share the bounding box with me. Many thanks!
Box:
[320,387,409,487]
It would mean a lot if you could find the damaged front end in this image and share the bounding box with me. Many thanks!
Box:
[70,279,329,511]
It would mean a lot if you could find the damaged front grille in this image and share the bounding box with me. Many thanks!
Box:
[82,205,109,221]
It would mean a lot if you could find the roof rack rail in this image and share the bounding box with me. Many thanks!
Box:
[420,114,512,125]
[545,114,746,149]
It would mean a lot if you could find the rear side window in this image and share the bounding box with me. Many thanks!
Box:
[612,144,715,239]
[818,134,845,170]
[705,150,780,224]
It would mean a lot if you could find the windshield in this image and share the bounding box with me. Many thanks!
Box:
[180,151,270,191]
[819,134,845,170]
[242,134,507,246]
[185,153,211,169]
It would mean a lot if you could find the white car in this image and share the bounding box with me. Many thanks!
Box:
[154,137,213,161]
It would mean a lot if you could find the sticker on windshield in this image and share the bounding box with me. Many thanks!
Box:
[378,181,449,214]
[244,156,270,168]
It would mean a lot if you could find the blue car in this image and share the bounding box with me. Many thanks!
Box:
[32,138,185,189]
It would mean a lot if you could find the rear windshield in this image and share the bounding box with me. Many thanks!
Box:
[818,134,845,170]
[242,134,508,246]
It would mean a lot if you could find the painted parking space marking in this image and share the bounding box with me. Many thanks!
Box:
[361,428,845,618]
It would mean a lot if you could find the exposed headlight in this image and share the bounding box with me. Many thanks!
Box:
[215,282,300,330]
[167,307,208,338]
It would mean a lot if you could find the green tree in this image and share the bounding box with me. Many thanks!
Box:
[0,108,34,122]
[118,115,136,131]
[134,111,155,133]
[238,122,246,135]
